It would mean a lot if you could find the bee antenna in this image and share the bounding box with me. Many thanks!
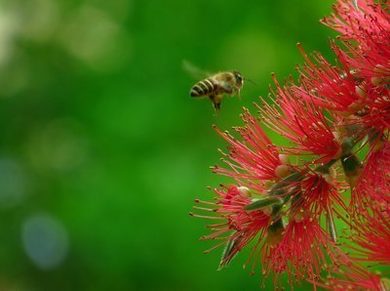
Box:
[245,78,257,86]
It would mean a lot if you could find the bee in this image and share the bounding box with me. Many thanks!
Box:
[190,71,244,111]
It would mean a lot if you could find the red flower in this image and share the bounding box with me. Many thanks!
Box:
[332,38,390,88]
[350,207,390,265]
[260,217,343,287]
[212,109,283,192]
[332,43,390,132]
[324,265,386,291]
[353,140,390,209]
[191,0,390,289]
[259,75,341,163]
[294,43,390,134]
[321,0,390,43]
[296,46,358,113]
[192,185,270,268]
[290,171,345,218]
[321,0,390,132]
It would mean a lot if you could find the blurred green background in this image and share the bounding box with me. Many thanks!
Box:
[0,0,336,290]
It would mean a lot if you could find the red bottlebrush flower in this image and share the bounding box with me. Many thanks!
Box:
[212,109,282,190]
[332,36,390,88]
[353,140,390,209]
[350,207,390,265]
[191,0,390,289]
[215,186,270,232]
[192,185,270,268]
[294,43,390,134]
[319,0,390,132]
[290,171,345,219]
[259,75,341,163]
[295,46,359,113]
[260,217,341,287]
[324,265,386,291]
[332,43,390,132]
[322,0,390,43]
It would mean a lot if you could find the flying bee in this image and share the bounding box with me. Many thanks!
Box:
[190,71,244,111]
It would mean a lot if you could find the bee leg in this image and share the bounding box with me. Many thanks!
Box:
[210,95,222,112]
[213,100,221,111]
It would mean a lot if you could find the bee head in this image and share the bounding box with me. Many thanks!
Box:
[233,71,244,87]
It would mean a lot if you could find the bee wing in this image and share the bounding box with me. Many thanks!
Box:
[182,60,211,80]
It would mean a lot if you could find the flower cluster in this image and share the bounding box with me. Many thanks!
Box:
[191,0,389,289]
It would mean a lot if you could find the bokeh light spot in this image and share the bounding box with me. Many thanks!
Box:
[0,158,27,208]
[22,213,69,270]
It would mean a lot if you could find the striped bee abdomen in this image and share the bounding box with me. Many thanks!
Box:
[190,78,215,97]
